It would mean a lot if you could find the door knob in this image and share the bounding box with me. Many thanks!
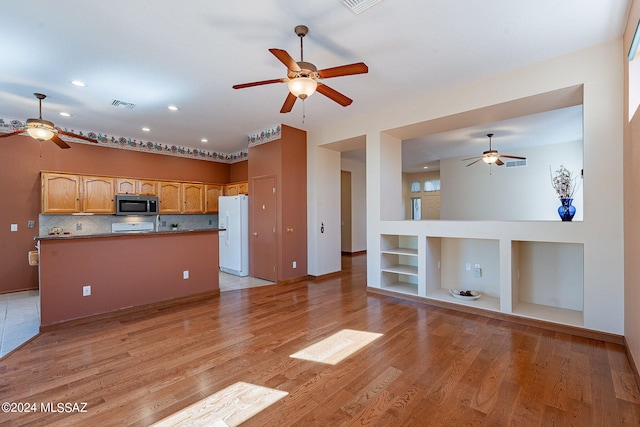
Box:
[253,232,258,236]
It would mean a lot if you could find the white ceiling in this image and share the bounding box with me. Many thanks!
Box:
[0,0,630,161]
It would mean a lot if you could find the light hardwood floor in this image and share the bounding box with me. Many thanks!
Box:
[1,254,639,426]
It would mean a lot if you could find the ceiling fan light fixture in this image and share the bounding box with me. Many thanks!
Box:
[482,151,499,164]
[26,118,56,141]
[288,77,317,99]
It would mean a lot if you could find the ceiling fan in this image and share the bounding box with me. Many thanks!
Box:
[462,133,526,167]
[0,93,97,149]
[232,25,368,113]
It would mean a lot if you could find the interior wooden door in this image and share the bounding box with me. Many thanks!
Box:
[250,176,277,281]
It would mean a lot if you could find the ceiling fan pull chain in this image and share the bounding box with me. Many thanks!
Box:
[302,99,306,123]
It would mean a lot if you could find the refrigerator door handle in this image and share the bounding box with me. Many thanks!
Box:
[225,212,231,245]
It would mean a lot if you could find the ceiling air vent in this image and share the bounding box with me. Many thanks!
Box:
[111,99,136,110]
[505,159,527,168]
[342,0,383,15]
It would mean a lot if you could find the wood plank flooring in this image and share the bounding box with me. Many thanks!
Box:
[1,254,639,426]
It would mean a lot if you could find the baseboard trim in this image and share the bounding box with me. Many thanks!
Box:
[367,287,624,345]
[39,290,219,333]
[308,271,342,281]
[623,336,640,391]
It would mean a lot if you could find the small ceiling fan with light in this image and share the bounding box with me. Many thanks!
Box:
[462,133,526,167]
[0,93,97,149]
[232,25,368,113]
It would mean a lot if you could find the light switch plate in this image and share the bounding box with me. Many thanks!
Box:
[10,224,17,232]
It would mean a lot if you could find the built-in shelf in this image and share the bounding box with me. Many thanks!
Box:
[380,234,418,296]
[374,228,587,330]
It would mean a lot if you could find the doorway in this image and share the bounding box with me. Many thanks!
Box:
[250,175,277,282]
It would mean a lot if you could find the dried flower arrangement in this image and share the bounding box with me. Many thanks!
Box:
[550,165,580,199]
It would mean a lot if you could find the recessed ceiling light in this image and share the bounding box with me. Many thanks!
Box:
[142,127,150,132]
[71,80,86,87]
[168,105,179,111]
[201,138,208,143]
[423,166,429,169]
[59,112,72,117]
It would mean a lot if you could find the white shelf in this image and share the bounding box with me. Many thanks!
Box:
[381,281,419,296]
[381,248,418,256]
[381,264,418,276]
[426,287,501,312]
[513,302,583,327]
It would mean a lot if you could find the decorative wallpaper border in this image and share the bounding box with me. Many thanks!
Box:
[0,118,248,163]
[248,124,282,148]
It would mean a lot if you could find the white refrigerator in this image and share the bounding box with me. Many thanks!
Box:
[218,195,249,276]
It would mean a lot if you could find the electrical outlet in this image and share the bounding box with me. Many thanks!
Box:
[83,285,91,296]
[293,261,297,268]
[76,223,82,231]
[183,270,189,279]
[27,220,35,229]
[473,267,482,278]
[465,263,471,271]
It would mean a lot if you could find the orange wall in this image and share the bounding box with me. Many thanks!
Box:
[39,232,219,326]
[230,160,248,182]
[1,135,231,294]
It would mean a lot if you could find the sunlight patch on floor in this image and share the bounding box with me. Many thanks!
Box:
[151,382,288,427]
[290,329,383,365]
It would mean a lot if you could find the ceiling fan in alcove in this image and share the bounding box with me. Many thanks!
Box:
[462,133,526,167]
[232,25,369,113]
[0,93,98,149]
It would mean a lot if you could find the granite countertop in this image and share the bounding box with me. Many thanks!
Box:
[35,228,222,241]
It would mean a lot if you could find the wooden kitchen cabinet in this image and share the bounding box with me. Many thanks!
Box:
[82,176,115,213]
[182,183,205,213]
[224,181,248,196]
[158,181,182,213]
[41,172,81,213]
[115,178,136,194]
[137,180,157,196]
[205,184,223,213]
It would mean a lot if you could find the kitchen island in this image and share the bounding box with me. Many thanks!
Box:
[37,229,220,328]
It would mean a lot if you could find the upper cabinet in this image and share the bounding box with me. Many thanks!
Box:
[82,176,115,214]
[42,172,81,213]
[182,183,204,213]
[205,184,223,213]
[158,181,182,213]
[224,181,248,196]
[42,171,232,215]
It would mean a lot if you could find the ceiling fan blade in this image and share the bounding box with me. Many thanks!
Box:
[280,92,297,113]
[318,62,368,79]
[51,134,71,149]
[233,78,287,89]
[461,156,482,161]
[316,83,353,107]
[58,130,97,143]
[495,158,504,166]
[0,130,26,138]
[465,158,484,167]
[500,154,527,160]
[269,48,301,72]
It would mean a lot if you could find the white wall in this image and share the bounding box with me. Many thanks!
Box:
[440,141,583,220]
[341,157,367,252]
[307,39,624,334]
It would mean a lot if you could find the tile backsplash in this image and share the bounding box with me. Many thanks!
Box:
[39,214,218,236]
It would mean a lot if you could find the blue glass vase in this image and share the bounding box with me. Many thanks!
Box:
[557,198,576,221]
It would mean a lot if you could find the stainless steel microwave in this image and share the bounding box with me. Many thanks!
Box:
[115,195,158,216]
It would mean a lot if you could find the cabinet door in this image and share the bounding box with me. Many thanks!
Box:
[225,184,239,196]
[159,182,182,213]
[137,180,157,196]
[115,178,136,194]
[238,181,249,194]
[41,173,81,213]
[182,183,204,213]
[205,184,223,213]
[82,176,115,213]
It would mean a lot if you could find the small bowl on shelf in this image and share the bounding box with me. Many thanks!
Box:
[449,289,481,300]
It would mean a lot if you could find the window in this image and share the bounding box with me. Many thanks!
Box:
[410,181,421,193]
[424,179,441,192]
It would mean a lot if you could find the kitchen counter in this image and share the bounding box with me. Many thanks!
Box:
[38,228,220,327]
[35,228,222,241]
